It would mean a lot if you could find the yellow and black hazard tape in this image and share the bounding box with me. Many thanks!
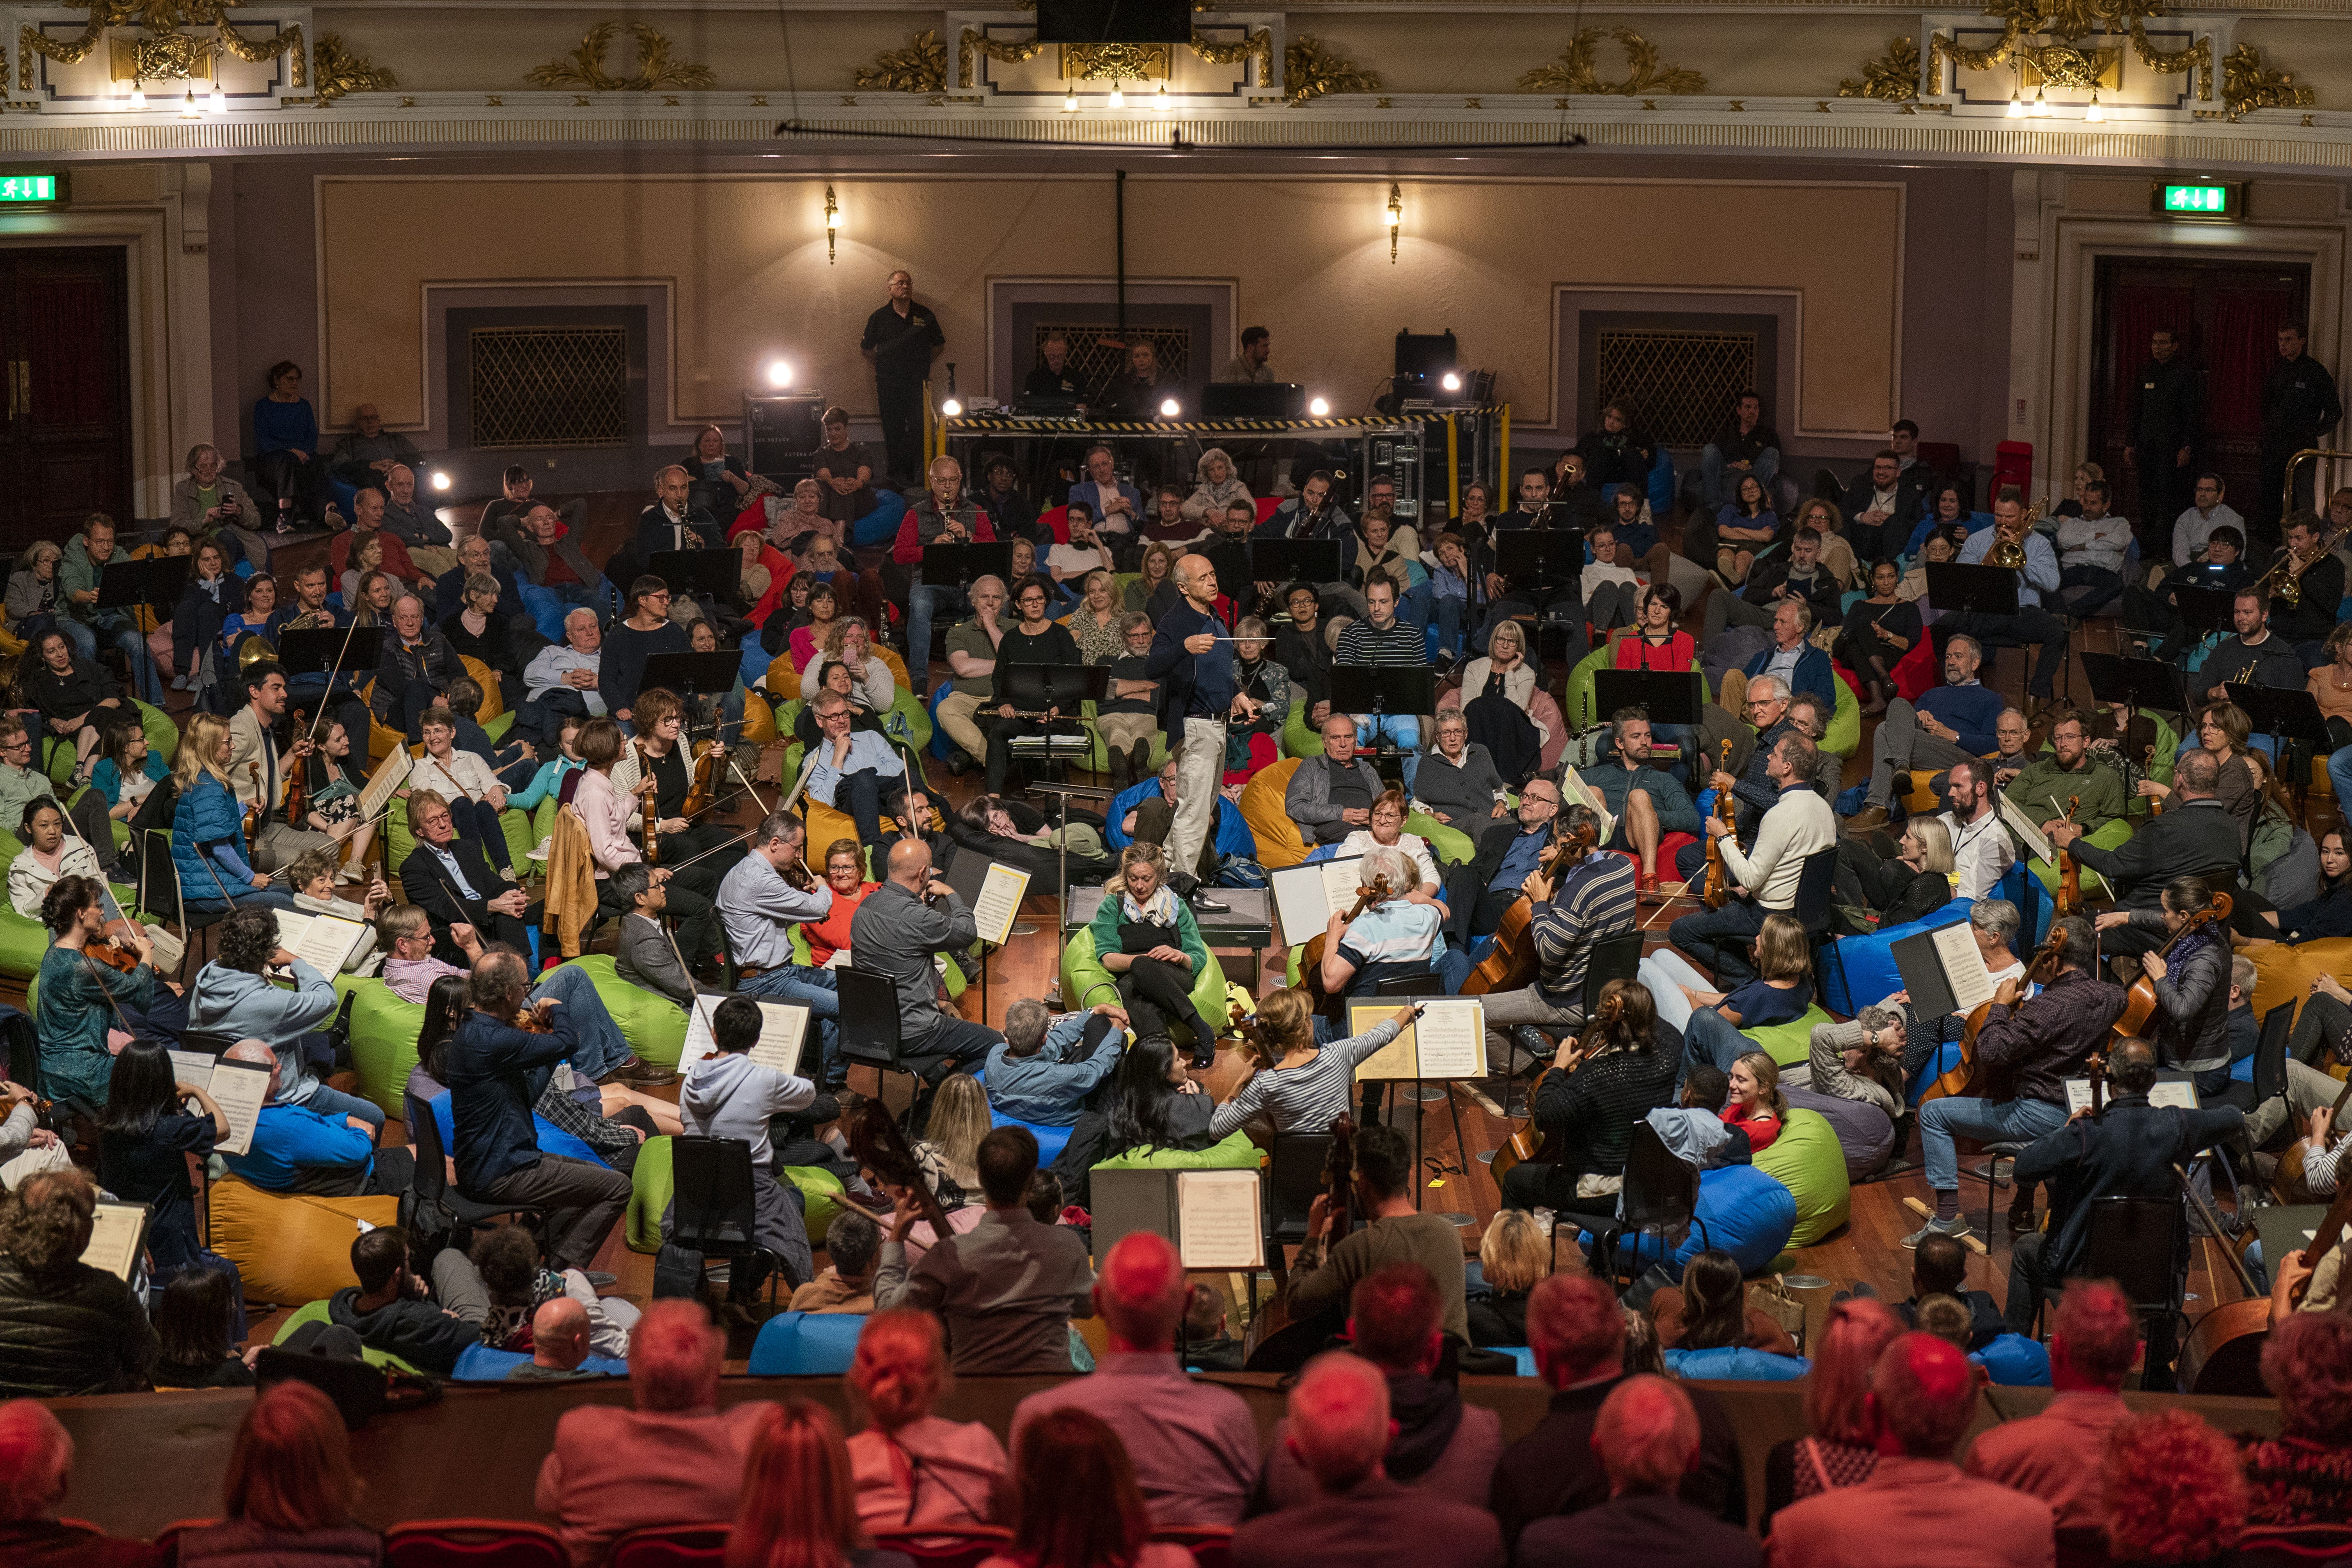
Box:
[943,409,1497,436]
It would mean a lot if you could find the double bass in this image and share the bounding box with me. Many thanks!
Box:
[1919,926,2070,1105]
[1463,819,1599,997]
[1491,983,1623,1183]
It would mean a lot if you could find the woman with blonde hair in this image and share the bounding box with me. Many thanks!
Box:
[915,1074,990,1200]
[1638,909,1813,1071]
[175,1378,378,1566]
[1761,1295,1903,1524]
[1468,1209,1554,1348]
[811,617,896,717]
[978,1408,1191,1568]
[1085,842,1220,1069]
[171,711,298,913]
[1065,571,1126,665]
[1836,814,1955,931]
[1126,541,1178,617]
[1723,1051,1789,1153]
[843,1310,1007,1530]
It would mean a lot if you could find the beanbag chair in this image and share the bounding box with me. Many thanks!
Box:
[1240,756,1309,869]
[1749,1106,1852,1247]
[272,1300,421,1374]
[427,1084,605,1170]
[1281,701,1325,761]
[557,954,689,1069]
[335,975,428,1118]
[1095,1128,1261,1171]
[1600,1162,1797,1277]
[0,908,50,983]
[986,1109,1074,1165]
[1080,702,1169,778]
[2245,936,2352,1030]
[1822,672,1859,759]
[211,1176,401,1308]
[450,1342,628,1382]
[1664,1346,1811,1380]
[2019,816,2131,901]
[1742,1004,1834,1071]
[1784,1086,1896,1183]
[1060,927,1228,1048]
[627,1136,673,1254]
[747,1311,869,1375]
[519,582,571,643]
[1971,1333,2052,1387]
[782,1164,847,1239]
[385,768,535,874]
[1821,899,1972,1016]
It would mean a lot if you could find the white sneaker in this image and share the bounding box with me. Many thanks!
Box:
[527,835,551,862]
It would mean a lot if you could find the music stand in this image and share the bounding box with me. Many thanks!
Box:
[1330,666,1435,790]
[641,651,747,703]
[277,625,383,680]
[1494,530,1584,590]
[998,662,1108,712]
[2172,584,2238,642]
[1591,669,1704,727]
[648,548,742,604]
[921,541,1013,596]
[1364,982,1472,1220]
[1250,539,1343,589]
[2226,684,2329,790]
[95,555,189,612]
[1202,539,1254,619]
[834,967,906,1081]
[1926,561,2027,699]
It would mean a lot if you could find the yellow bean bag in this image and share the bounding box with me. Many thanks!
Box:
[767,644,912,704]
[457,655,504,722]
[209,1175,401,1308]
[1240,756,1309,870]
[2245,937,2352,1031]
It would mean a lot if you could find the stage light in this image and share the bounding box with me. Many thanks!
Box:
[1158,397,1180,417]
[430,470,452,492]
[1309,397,1330,417]
[1440,371,1462,393]
[941,397,963,417]
[1107,82,1125,108]
[767,360,793,388]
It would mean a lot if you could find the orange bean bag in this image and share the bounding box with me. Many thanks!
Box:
[2244,937,2352,1033]
[1240,755,1310,870]
[208,1175,401,1308]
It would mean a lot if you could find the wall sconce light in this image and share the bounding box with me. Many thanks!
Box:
[2084,93,2104,122]
[178,86,200,118]
[823,184,840,265]
[1385,183,1402,264]
[207,73,224,112]
[1107,81,1125,108]
[1063,88,1078,112]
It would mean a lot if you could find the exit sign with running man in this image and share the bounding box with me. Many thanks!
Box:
[0,173,63,206]
[2153,181,2243,220]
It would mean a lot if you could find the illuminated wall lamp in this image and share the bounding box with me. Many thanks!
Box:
[823,184,841,265]
[1385,183,1402,264]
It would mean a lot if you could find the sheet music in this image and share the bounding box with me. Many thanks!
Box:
[278,910,367,975]
[745,1002,813,1078]
[1175,1169,1265,1269]
[1320,856,1370,914]
[1557,770,1617,844]
[681,994,724,1067]
[167,1050,215,1095]
[2064,1077,2202,1114]
[969,862,1030,948]
[1997,790,2057,867]
[1930,922,1997,1015]
[1271,859,1359,948]
[206,1056,272,1158]
[358,745,410,821]
[79,1201,147,1282]
[1348,1000,1489,1081]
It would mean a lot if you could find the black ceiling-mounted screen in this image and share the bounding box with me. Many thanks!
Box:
[1036,0,1193,45]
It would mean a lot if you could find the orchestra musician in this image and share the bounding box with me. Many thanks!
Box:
[2270,511,2347,657]
[265,564,374,754]
[575,717,727,977]
[227,659,334,873]
[1672,674,1796,888]
[1951,485,2069,711]
[1667,731,1836,986]
[2093,876,2235,1095]
[626,687,745,874]
[715,809,844,1087]
[1315,846,1457,1006]
[848,838,1004,1080]
[1498,977,1680,1221]
[1906,916,2124,1250]
[1473,803,1636,1067]
[2049,750,2258,956]
[982,576,1081,797]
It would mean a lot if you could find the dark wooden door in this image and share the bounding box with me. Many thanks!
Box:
[0,247,133,551]
[2089,257,2308,523]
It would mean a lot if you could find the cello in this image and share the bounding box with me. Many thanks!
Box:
[1919,926,2069,1105]
[1462,818,1599,997]
[1301,873,1396,1003]
[2112,892,2233,1041]
[1491,983,1623,1183]
[1702,740,1735,910]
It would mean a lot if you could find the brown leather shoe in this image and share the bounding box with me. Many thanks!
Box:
[599,1056,678,1089]
[1842,804,1889,837]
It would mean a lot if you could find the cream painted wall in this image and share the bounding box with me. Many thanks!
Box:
[316,172,1902,440]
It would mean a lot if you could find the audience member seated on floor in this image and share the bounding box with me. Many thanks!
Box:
[1964,1279,2134,1533]
[1760,1297,1903,1529]
[1880,1231,2002,1350]
[0,1398,166,1568]
[1764,1333,2054,1568]
[843,1308,1006,1529]
[449,949,634,1273]
[984,1407,1194,1568]
[1648,1249,1802,1373]
[0,1169,158,1400]
[1256,1262,1501,1513]
[1794,1003,1904,1129]
[876,1126,1095,1374]
[325,1224,486,1376]
[7,798,105,921]
[537,1299,764,1567]
[791,1210,883,1316]
[220,1041,415,1197]
[1278,1123,1470,1346]
[733,1398,922,1568]
[174,1380,376,1568]
[1089,842,1221,1069]
[1717,1053,1788,1154]
[1519,1376,1760,1568]
[473,1221,639,1362]
[507,1298,612,1382]
[986,999,1130,1130]
[2105,1410,2251,1568]
[95,1041,230,1298]
[1014,1231,1259,1527]
[1234,1352,1504,1568]
[676,994,824,1293]
[191,905,383,1138]
[1464,1210,1550,1348]
[149,1267,252,1391]
[1832,817,1956,933]
[1641,911,1813,1079]
[2242,1311,2352,1527]
[1492,1271,1745,1542]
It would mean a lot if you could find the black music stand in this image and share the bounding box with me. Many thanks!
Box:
[648,548,742,604]
[2226,684,2329,789]
[1365,983,1470,1217]
[1494,530,1584,591]
[1923,561,2020,620]
[2080,651,2188,814]
[2172,583,2238,642]
[641,651,747,704]
[1251,539,1343,590]
[95,555,189,612]
[1202,539,1254,619]
[921,541,1013,596]
[277,625,383,680]
[997,661,1108,713]
[1591,669,1703,727]
[1330,666,1435,789]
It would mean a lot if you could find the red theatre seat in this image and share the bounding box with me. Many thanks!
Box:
[1152,1525,1235,1568]
[870,1523,1016,1568]
[607,1523,731,1568]
[385,1519,569,1568]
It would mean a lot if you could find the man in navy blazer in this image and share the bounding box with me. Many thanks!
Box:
[399,789,538,962]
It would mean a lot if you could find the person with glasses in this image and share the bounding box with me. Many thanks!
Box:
[598,576,689,731]
[1673,675,1799,890]
[1446,777,1564,950]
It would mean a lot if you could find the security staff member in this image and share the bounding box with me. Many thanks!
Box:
[2260,322,2343,543]
[860,269,945,488]
[2127,326,2201,563]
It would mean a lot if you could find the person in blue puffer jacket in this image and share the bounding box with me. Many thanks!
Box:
[171,712,299,915]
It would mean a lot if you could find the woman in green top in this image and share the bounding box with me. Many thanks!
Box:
[32,873,174,1108]
[169,442,265,570]
[1087,842,1220,1068]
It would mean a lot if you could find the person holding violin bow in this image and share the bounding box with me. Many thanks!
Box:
[227,660,336,874]
[574,718,728,980]
[2093,875,2237,1096]
[1473,803,1637,1069]
[2049,750,2259,958]
[1668,729,1836,987]
[1671,674,1798,890]
[626,687,745,875]
[32,872,186,1110]
[1907,916,2126,1250]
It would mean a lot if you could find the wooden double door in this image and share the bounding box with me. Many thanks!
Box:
[0,246,133,552]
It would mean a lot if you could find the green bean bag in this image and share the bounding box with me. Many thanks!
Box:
[628,1137,844,1255]
[775,689,935,761]
[271,1300,421,1373]
[137,699,176,766]
[2020,815,2132,899]
[1751,1105,1851,1248]
[557,954,689,1070]
[1079,699,1169,777]
[1094,1128,1261,1172]
[484,710,516,745]
[1415,815,1474,867]
[1281,701,1326,761]
[385,792,536,877]
[1061,927,1227,1047]
[1741,1004,1834,1071]
[0,909,51,983]
[336,974,428,1118]
[1823,672,1859,759]
[783,1164,846,1239]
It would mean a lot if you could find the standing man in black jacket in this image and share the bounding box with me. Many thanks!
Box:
[2259,321,2343,545]
[2006,1036,2245,1378]
[2127,325,2202,562]
[861,269,944,487]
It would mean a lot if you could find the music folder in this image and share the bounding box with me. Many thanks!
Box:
[648,547,742,603]
[1348,999,1488,1081]
[277,624,384,678]
[946,851,1030,948]
[1270,856,1365,947]
[1889,922,1999,1020]
[2063,1070,2200,1115]
[1090,1167,1265,1270]
[80,1200,149,1283]
[680,993,818,1079]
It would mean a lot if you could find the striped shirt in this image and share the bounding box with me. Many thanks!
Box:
[1529,850,1640,1005]
[1210,1019,1403,1140]
[1335,618,1426,666]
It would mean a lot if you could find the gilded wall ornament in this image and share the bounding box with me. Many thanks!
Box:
[309,32,394,105]
[1518,28,1705,96]
[19,0,299,92]
[1927,0,2207,100]
[1282,34,1377,105]
[852,29,947,93]
[2220,41,2313,121]
[108,31,211,81]
[1190,28,1272,84]
[958,29,1042,90]
[1061,43,1170,80]
[527,21,715,92]
[1838,34,1922,103]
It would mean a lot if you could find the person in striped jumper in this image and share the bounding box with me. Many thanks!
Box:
[1476,804,1639,1068]
[1210,986,1417,1142]
[1335,573,1428,791]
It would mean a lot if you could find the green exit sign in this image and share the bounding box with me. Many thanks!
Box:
[2154,181,2243,220]
[0,173,62,206]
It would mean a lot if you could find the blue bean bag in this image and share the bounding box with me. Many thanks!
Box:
[988,1108,1074,1166]
[929,680,961,763]
[1821,900,1971,1015]
[1665,1346,1811,1381]
[449,1343,628,1382]
[851,490,909,549]
[746,1310,869,1375]
[430,1087,607,1170]
[517,582,573,644]
[1598,1162,1797,1276]
[1971,1333,2052,1387]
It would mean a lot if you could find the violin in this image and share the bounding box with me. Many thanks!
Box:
[282,709,312,831]
[1702,740,1735,911]
[680,738,720,821]
[243,758,264,846]
[845,1098,956,1236]
[513,1000,555,1034]
[634,737,662,865]
[1492,985,1622,1182]
[85,887,148,975]
[1301,874,1396,1003]
[2053,794,2083,919]
[2114,892,2233,1041]
[1463,818,1599,997]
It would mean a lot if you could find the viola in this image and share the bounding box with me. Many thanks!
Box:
[680,739,720,821]
[845,1099,955,1236]
[2053,795,2083,919]
[634,737,662,865]
[2113,893,2233,1041]
[1702,739,1735,911]
[1301,874,1397,1003]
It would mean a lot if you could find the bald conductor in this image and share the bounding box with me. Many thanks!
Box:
[1146,553,1259,914]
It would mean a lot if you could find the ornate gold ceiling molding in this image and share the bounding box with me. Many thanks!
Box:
[2221,40,2311,120]
[1926,0,2209,99]
[1518,28,1706,95]
[1283,34,1375,104]
[526,21,714,91]
[956,25,1273,92]
[1061,43,1169,80]
[1839,35,1922,104]
[307,32,394,105]
[1191,28,1273,85]
[957,29,1041,90]
[853,28,947,92]
[18,0,300,94]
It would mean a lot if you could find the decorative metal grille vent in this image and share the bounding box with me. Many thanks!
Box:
[1593,328,1758,449]
[469,326,629,449]
[1034,323,1191,396]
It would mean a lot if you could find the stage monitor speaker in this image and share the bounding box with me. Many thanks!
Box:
[1394,330,1458,381]
[1035,0,1192,44]
[744,392,825,483]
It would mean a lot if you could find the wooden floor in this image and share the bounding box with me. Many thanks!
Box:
[186,493,2280,1361]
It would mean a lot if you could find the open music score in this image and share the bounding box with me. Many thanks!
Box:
[2064,1074,2201,1114]
[965,862,1032,949]
[1998,791,2057,868]
[274,909,371,975]
[204,1056,272,1157]
[80,1200,149,1282]
[167,1050,215,1094]
[1348,999,1487,1081]
[1271,857,1368,947]
[358,746,411,821]
[1091,1166,1265,1270]
[680,994,817,1079]
[1891,922,1999,1019]
[1554,770,1618,844]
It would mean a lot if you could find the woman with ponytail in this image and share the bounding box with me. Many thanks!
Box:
[844,1310,1007,1529]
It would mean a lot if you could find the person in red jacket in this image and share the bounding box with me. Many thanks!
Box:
[895,455,997,678]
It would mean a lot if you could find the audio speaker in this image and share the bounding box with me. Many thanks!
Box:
[744,393,825,482]
[1035,0,1191,45]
